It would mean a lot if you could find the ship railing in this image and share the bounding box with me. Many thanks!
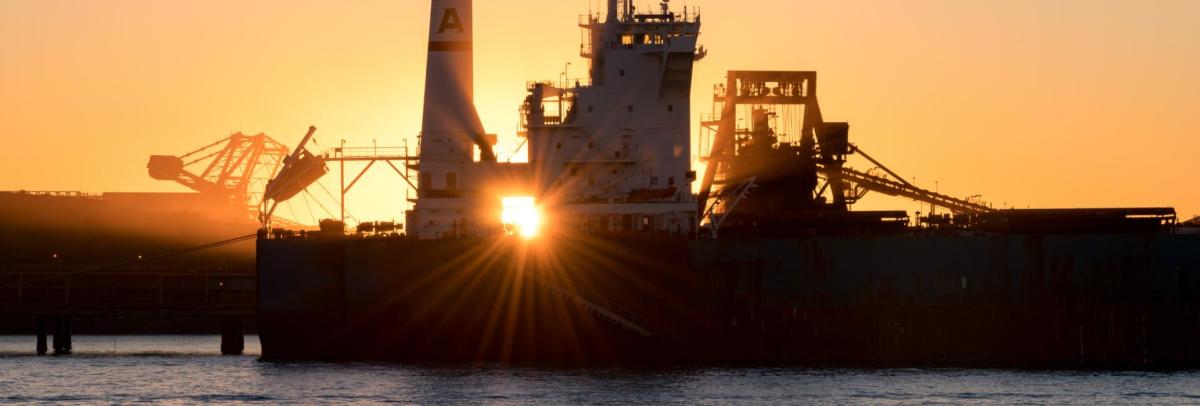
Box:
[578,13,601,27]
[527,80,555,90]
[526,79,591,91]
[577,9,700,26]
[328,146,411,160]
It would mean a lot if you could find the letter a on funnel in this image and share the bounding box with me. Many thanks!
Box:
[438,8,464,33]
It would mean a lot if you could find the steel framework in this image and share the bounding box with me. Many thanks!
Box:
[698,71,996,220]
[148,132,290,218]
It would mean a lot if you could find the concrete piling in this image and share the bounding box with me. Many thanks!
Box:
[220,316,244,355]
[62,316,72,353]
[51,316,72,355]
[35,315,47,355]
[51,316,62,354]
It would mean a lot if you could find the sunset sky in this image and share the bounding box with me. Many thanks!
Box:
[2,0,1197,225]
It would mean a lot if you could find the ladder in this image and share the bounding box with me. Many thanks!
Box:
[702,176,758,238]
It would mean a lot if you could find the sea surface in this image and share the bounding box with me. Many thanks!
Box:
[1,336,1199,405]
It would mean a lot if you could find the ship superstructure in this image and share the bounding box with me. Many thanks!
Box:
[405,0,703,239]
[523,0,702,235]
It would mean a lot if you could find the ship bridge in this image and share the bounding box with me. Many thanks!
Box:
[520,0,704,236]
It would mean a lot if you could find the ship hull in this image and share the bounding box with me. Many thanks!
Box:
[257,232,1200,367]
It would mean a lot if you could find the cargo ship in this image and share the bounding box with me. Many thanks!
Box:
[256,0,1200,367]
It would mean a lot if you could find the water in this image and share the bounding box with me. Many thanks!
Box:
[2,336,1200,404]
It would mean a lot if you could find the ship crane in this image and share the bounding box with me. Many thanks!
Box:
[147,132,291,219]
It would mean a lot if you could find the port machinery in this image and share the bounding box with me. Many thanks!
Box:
[147,132,291,221]
[695,71,1177,236]
[696,71,997,236]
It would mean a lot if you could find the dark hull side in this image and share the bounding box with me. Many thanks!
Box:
[257,232,1200,367]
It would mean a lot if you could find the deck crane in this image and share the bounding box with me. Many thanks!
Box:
[147,132,291,220]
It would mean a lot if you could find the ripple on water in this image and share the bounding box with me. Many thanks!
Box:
[2,336,1200,404]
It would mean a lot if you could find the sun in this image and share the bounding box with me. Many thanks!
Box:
[501,196,542,239]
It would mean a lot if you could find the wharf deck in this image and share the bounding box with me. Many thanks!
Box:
[0,266,255,317]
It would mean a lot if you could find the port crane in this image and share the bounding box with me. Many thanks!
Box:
[698,70,994,233]
[147,132,291,219]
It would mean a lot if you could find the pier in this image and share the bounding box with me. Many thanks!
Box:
[1,265,255,355]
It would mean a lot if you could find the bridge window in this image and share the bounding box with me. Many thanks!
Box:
[667,104,674,112]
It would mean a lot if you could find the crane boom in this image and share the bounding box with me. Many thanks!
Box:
[147,132,290,219]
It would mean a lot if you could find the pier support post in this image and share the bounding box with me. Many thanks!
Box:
[51,316,62,354]
[52,316,72,355]
[63,316,72,353]
[35,316,47,355]
[220,316,244,355]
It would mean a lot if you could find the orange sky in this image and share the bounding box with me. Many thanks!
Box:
[2,0,1197,225]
